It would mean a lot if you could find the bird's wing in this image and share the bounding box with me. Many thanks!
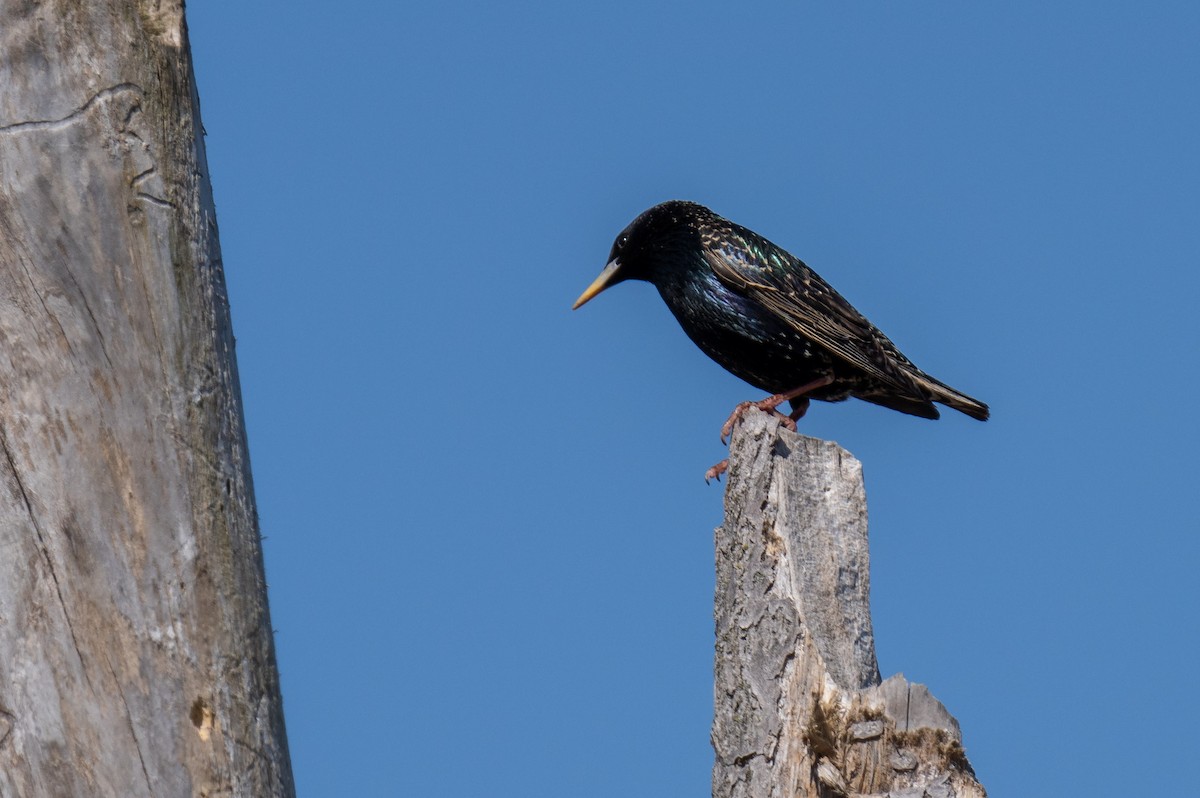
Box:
[702,242,928,396]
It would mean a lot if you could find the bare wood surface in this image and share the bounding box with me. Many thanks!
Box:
[713,409,984,798]
[0,2,294,795]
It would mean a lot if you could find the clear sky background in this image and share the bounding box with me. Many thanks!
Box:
[188,3,1198,795]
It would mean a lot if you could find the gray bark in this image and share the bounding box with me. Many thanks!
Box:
[713,409,985,798]
[0,2,294,796]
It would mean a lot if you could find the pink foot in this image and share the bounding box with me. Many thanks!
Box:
[719,400,792,444]
[719,376,832,444]
[704,459,729,483]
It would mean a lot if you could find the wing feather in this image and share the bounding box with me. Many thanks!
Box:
[701,240,928,397]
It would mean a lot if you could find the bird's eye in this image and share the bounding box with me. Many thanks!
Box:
[616,235,629,250]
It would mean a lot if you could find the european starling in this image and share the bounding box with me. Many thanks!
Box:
[573,201,988,477]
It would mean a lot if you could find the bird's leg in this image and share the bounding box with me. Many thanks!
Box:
[787,397,811,426]
[719,375,834,445]
[708,376,833,482]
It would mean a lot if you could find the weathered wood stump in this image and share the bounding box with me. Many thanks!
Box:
[713,409,985,798]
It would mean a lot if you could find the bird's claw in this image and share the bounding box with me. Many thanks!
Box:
[705,459,729,483]
[713,381,827,480]
[720,398,793,444]
[719,401,756,445]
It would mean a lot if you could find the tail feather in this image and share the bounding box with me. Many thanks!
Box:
[920,376,990,421]
[861,392,942,420]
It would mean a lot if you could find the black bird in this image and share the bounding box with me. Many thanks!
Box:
[573,201,988,477]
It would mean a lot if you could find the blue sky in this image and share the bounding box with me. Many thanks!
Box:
[188,3,1199,795]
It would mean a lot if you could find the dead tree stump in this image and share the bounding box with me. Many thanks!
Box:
[713,409,985,798]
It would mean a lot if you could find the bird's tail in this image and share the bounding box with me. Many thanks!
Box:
[920,375,990,421]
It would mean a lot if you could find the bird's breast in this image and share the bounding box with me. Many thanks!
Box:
[655,270,834,394]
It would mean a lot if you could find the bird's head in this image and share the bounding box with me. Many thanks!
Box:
[573,200,711,309]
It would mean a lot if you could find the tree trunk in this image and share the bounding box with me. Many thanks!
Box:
[0,3,294,795]
[713,409,985,798]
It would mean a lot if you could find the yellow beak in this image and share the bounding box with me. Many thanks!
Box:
[572,258,622,310]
